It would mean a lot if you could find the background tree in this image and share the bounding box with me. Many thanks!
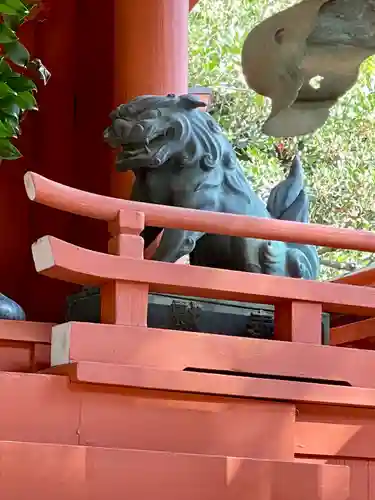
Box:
[189,0,375,279]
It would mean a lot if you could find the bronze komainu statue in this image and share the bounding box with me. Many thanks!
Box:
[104,93,319,280]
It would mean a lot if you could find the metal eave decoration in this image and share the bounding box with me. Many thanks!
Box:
[241,0,375,137]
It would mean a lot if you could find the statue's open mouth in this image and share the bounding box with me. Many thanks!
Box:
[115,133,167,170]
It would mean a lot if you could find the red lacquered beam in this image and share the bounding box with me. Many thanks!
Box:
[31,236,375,315]
[24,172,375,252]
[332,266,375,286]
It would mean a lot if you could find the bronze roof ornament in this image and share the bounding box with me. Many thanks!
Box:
[242,0,375,137]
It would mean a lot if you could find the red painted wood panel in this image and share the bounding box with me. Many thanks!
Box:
[0,442,349,500]
[296,405,375,499]
[369,462,375,500]
[78,390,295,459]
[72,0,113,254]
[343,460,370,500]
[0,341,32,372]
[27,0,78,321]
[0,0,80,321]
[0,371,295,459]
[296,405,375,460]
[0,372,80,444]
[0,0,114,322]
[297,458,372,500]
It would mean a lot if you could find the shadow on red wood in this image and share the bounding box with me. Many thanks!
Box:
[0,441,349,500]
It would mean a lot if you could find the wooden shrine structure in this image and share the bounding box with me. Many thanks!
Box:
[1,0,375,498]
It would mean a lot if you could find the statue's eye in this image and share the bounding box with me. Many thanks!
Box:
[126,105,137,114]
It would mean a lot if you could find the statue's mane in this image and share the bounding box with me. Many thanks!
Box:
[168,107,235,169]
[161,99,255,204]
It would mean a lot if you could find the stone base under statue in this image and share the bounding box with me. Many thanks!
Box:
[66,288,330,344]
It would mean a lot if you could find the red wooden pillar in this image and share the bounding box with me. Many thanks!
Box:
[70,0,115,273]
[0,0,78,322]
[11,0,193,321]
[27,0,78,321]
[190,0,200,10]
[112,0,190,199]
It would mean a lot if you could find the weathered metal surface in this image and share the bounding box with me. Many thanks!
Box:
[104,94,319,279]
[65,288,330,343]
[242,0,375,136]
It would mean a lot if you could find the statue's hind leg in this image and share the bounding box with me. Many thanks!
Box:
[152,228,204,262]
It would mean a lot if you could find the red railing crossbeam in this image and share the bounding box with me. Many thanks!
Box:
[26,172,375,345]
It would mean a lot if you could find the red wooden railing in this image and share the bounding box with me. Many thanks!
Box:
[24,172,375,251]
[25,170,375,348]
[5,169,375,500]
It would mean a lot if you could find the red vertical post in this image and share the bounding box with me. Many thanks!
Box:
[189,0,200,10]
[101,211,148,326]
[274,302,323,344]
[112,0,190,199]
[72,0,114,257]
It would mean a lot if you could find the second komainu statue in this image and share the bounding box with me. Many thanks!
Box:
[104,93,319,280]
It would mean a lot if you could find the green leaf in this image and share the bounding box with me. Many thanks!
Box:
[0,81,17,97]
[0,3,21,15]
[0,57,13,76]
[2,12,27,31]
[0,22,17,43]
[0,0,48,161]
[0,137,21,159]
[3,0,28,15]
[4,39,29,66]
[0,99,21,120]
[6,74,36,92]
[0,118,15,137]
[14,90,37,110]
[0,112,21,135]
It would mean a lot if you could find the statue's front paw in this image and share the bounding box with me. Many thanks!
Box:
[286,248,317,280]
[179,237,196,257]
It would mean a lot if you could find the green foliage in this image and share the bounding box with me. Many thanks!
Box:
[189,0,375,279]
[0,0,49,160]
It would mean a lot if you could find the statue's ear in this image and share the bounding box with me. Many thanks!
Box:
[177,94,206,110]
